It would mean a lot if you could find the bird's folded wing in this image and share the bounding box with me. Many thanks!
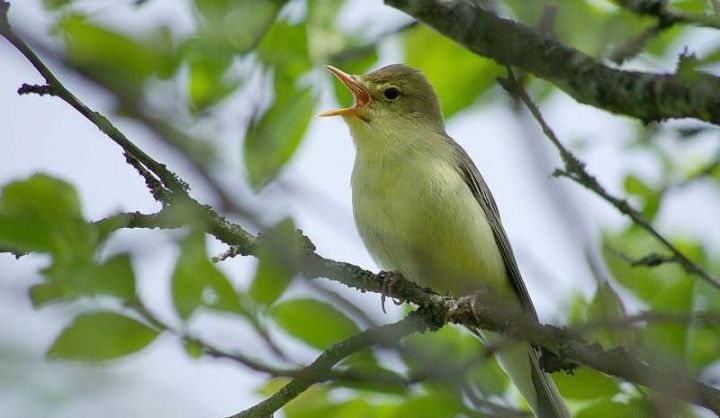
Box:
[448,137,538,319]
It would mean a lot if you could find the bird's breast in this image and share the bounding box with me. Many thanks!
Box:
[351,151,508,296]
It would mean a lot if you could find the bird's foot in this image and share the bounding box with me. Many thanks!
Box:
[378,271,403,314]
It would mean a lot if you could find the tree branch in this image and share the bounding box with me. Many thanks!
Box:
[227,311,432,418]
[617,0,720,30]
[0,2,188,198]
[384,0,720,125]
[499,68,720,290]
[112,206,720,415]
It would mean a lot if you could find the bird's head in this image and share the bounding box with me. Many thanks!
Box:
[320,64,445,145]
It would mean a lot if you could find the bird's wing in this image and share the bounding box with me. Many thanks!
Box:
[448,139,538,318]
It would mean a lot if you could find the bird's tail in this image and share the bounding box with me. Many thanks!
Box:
[476,329,570,418]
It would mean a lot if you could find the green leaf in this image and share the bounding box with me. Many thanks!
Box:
[576,397,652,418]
[30,254,137,307]
[279,383,336,418]
[644,278,694,361]
[186,43,240,111]
[391,393,468,418]
[0,173,81,222]
[270,299,359,350]
[670,0,711,13]
[405,26,502,117]
[43,0,72,10]
[468,357,508,397]
[602,229,683,302]
[193,0,285,53]
[47,311,158,361]
[688,281,720,370]
[623,174,662,220]
[586,282,630,347]
[172,232,244,320]
[29,282,77,307]
[403,326,508,396]
[183,339,204,359]
[249,218,299,306]
[554,368,620,400]
[244,82,315,188]
[57,14,176,98]
[567,292,589,325]
[258,21,311,79]
[0,174,96,258]
[88,254,138,301]
[334,356,407,395]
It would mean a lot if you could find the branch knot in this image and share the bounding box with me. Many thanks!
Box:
[18,83,56,96]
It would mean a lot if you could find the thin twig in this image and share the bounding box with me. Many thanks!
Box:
[384,0,720,125]
[227,311,431,418]
[604,245,679,269]
[0,3,188,198]
[616,0,720,30]
[500,67,720,290]
[608,23,664,64]
[573,310,720,334]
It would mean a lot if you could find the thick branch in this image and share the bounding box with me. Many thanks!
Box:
[384,0,720,125]
[116,207,720,415]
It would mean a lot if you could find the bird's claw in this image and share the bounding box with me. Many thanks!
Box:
[378,271,402,314]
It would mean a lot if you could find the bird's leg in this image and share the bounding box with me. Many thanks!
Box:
[377,270,398,314]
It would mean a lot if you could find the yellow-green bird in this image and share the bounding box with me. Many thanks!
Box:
[320,63,570,418]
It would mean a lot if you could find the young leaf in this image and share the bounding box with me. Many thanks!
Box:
[172,232,244,320]
[47,311,158,361]
[34,253,137,306]
[586,282,630,347]
[258,21,311,79]
[186,47,240,111]
[244,82,315,189]
[576,397,652,418]
[29,282,77,308]
[270,299,359,350]
[554,368,620,400]
[87,254,138,301]
[391,393,468,418]
[249,218,299,306]
[57,14,176,98]
[644,278,694,361]
[405,25,502,117]
[1,173,81,219]
[193,0,285,53]
[602,229,676,302]
[624,174,662,220]
[0,174,96,258]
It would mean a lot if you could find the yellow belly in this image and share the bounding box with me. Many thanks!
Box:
[352,151,509,296]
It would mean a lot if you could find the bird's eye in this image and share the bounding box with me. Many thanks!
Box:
[383,87,400,101]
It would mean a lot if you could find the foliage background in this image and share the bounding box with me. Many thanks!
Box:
[1,0,720,417]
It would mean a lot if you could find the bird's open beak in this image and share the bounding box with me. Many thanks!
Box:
[319,65,371,117]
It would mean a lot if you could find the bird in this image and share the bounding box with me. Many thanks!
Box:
[319,63,570,418]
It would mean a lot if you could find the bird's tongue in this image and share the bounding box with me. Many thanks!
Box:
[319,65,371,117]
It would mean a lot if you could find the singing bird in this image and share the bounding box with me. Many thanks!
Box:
[320,63,569,418]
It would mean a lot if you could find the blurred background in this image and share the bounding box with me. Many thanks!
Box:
[1,0,719,417]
